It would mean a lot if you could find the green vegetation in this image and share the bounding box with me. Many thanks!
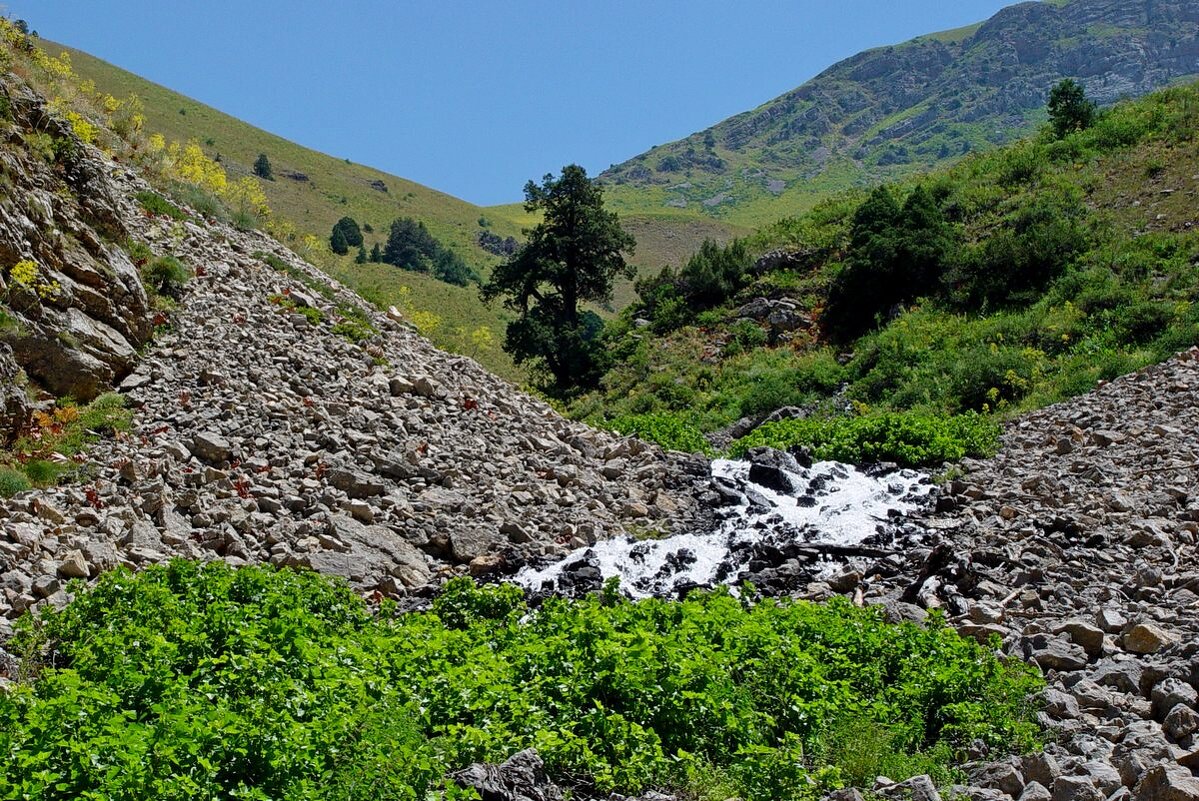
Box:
[730,412,1000,466]
[0,562,1042,800]
[0,393,131,495]
[383,216,479,286]
[482,165,634,395]
[330,215,363,250]
[572,83,1199,463]
[609,411,712,455]
[1048,78,1097,139]
[134,190,187,221]
[140,254,190,301]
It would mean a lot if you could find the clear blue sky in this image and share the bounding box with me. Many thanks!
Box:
[5,1,1018,206]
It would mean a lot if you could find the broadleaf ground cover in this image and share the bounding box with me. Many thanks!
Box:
[0,562,1042,800]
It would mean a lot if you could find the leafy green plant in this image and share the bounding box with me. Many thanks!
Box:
[0,565,1043,801]
[332,319,374,343]
[730,411,1001,466]
[608,411,712,454]
[140,255,190,300]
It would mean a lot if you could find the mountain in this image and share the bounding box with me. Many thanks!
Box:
[600,0,1199,225]
[5,18,1199,800]
[54,43,741,358]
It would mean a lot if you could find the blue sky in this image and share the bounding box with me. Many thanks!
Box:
[6,1,1017,205]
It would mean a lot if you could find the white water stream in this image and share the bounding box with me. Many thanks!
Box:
[516,458,933,598]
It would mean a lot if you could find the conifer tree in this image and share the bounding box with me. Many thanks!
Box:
[481,164,634,393]
[330,227,349,256]
[253,153,273,180]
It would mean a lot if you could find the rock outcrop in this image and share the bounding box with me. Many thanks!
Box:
[0,74,150,405]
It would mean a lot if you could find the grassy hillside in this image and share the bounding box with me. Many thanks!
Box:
[599,0,1199,227]
[56,42,737,379]
[572,81,1199,462]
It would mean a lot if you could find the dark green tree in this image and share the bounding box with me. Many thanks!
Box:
[330,226,349,256]
[679,238,752,309]
[253,153,273,180]
[481,164,634,393]
[824,184,955,341]
[332,216,363,248]
[355,244,367,264]
[369,243,382,263]
[383,217,439,270]
[1048,79,1096,139]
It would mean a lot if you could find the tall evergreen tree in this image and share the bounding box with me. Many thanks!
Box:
[369,243,382,263]
[355,244,367,264]
[481,164,634,393]
[253,153,273,180]
[330,227,349,256]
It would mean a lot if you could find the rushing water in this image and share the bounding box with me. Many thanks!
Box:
[516,458,933,598]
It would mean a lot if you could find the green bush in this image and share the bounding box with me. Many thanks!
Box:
[0,564,1043,801]
[134,190,186,221]
[609,411,712,454]
[141,255,191,300]
[730,411,1001,466]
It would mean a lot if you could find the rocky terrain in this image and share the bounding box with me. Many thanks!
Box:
[827,350,1199,800]
[0,74,151,411]
[602,0,1199,218]
[0,121,710,636]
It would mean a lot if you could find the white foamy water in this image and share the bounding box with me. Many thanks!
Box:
[516,458,932,598]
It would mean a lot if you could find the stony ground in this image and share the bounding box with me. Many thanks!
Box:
[0,170,708,636]
[2,134,1199,799]
[830,350,1199,800]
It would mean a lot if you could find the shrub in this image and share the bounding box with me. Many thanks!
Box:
[0,564,1043,800]
[253,152,273,180]
[141,255,190,300]
[134,190,187,220]
[331,216,363,251]
[608,411,711,454]
[824,185,955,341]
[730,411,1001,466]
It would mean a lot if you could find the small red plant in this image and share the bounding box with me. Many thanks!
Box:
[84,485,103,510]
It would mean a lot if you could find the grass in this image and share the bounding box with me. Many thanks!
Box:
[0,393,132,495]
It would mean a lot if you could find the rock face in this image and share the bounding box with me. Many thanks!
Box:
[600,0,1199,215]
[0,343,29,443]
[0,76,150,402]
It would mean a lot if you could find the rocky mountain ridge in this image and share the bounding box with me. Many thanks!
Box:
[601,0,1199,221]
